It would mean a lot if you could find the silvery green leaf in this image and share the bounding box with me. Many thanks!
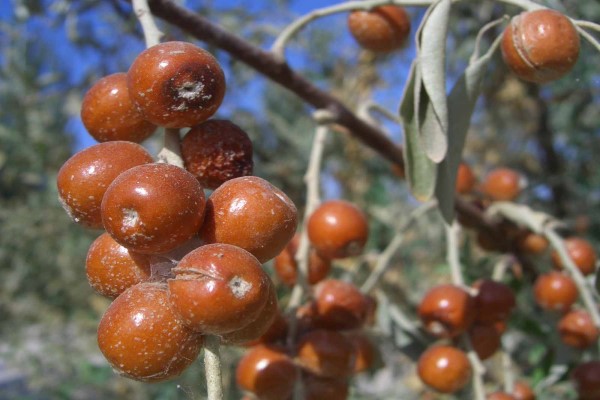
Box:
[399,61,437,201]
[435,51,491,222]
[418,0,451,162]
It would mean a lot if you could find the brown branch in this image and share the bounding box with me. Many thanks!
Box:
[145,0,540,276]
[147,0,405,169]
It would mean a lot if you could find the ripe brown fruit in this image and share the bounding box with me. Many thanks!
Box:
[273,234,331,286]
[181,119,253,189]
[472,279,516,324]
[501,9,580,84]
[488,392,516,400]
[97,282,203,382]
[221,283,279,345]
[512,381,535,400]
[86,232,152,298]
[235,344,298,400]
[81,73,156,143]
[557,309,599,349]
[551,237,597,276]
[533,271,578,313]
[296,330,356,379]
[57,141,153,228]
[481,167,522,201]
[468,323,502,360]
[313,279,369,331]
[572,361,600,400]
[456,162,477,194]
[200,176,298,263]
[303,373,349,400]
[347,5,410,53]
[307,200,369,259]
[517,232,549,255]
[127,41,225,128]
[417,345,472,394]
[101,163,205,254]
[168,243,272,334]
[241,311,288,347]
[418,284,475,338]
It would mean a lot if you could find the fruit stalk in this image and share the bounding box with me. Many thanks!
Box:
[204,335,224,400]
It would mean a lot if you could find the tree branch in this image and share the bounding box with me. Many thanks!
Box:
[147,0,405,169]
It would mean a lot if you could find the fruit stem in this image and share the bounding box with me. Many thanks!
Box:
[445,221,465,287]
[204,335,224,400]
[361,200,436,293]
[132,0,164,48]
[287,121,329,310]
[157,128,184,168]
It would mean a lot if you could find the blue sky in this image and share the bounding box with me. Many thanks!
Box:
[0,0,417,152]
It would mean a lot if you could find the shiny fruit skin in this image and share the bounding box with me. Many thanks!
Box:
[303,373,349,400]
[200,176,298,263]
[572,361,600,400]
[417,345,472,394]
[307,200,368,259]
[221,282,278,345]
[235,344,298,400]
[501,9,580,84]
[181,119,253,190]
[512,381,535,400]
[481,168,522,201]
[57,141,153,228]
[273,234,331,287]
[472,279,516,324]
[97,282,203,382]
[418,284,475,338]
[168,243,271,334]
[456,162,477,194]
[533,271,578,313]
[468,323,502,360]
[81,72,156,143]
[313,279,369,331]
[296,329,356,379]
[551,237,597,276]
[558,309,599,349]
[101,163,205,254]
[347,5,410,53]
[127,41,225,128]
[86,232,152,298]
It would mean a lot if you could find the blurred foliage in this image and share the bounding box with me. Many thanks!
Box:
[0,0,599,399]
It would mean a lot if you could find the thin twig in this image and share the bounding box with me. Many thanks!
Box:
[576,26,600,54]
[157,128,184,167]
[501,348,515,394]
[462,336,487,400]
[132,0,163,47]
[271,0,430,60]
[445,221,465,287]
[574,20,600,33]
[469,16,508,64]
[361,200,437,293]
[287,119,330,310]
[204,335,224,400]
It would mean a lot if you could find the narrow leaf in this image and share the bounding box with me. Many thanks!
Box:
[418,0,451,162]
[435,47,497,222]
[400,61,437,201]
